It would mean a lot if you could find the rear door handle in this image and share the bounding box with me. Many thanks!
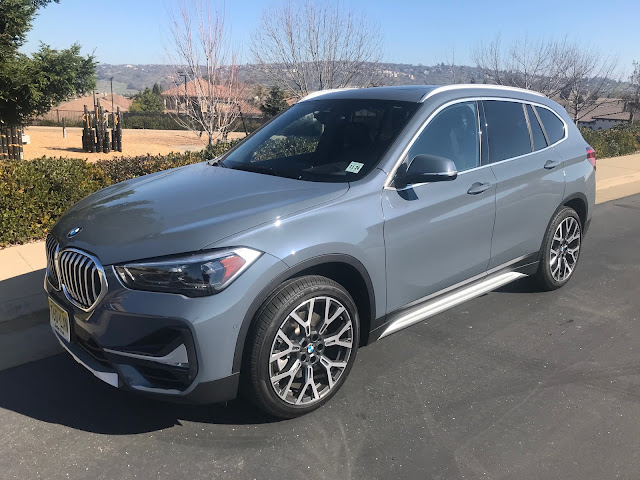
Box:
[544,160,561,170]
[467,182,492,195]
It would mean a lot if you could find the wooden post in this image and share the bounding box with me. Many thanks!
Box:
[0,127,6,159]
[62,118,66,139]
[18,128,23,160]
[8,127,14,159]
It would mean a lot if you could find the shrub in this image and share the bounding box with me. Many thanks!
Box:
[94,151,206,183]
[580,125,640,158]
[0,141,238,247]
[0,158,110,246]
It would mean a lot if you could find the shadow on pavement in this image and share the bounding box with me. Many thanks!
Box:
[0,353,277,434]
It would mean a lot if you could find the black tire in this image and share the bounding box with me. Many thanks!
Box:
[244,275,359,418]
[536,206,582,291]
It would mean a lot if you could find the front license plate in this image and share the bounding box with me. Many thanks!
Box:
[49,298,71,342]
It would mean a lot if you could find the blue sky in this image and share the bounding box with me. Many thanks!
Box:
[23,0,640,75]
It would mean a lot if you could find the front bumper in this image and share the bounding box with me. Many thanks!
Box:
[45,251,287,404]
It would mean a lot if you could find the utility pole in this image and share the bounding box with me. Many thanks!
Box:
[177,71,188,117]
[110,77,115,113]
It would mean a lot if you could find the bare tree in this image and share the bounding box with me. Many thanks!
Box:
[473,36,575,97]
[251,0,383,100]
[166,0,244,144]
[472,36,619,122]
[559,46,619,123]
[624,61,640,123]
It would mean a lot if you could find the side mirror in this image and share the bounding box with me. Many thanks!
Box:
[395,154,458,188]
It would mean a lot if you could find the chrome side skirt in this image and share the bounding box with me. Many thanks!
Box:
[379,271,527,339]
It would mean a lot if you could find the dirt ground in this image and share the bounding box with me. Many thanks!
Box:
[23,126,246,161]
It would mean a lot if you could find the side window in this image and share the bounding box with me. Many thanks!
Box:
[483,100,532,163]
[408,102,479,172]
[535,106,565,145]
[526,104,548,151]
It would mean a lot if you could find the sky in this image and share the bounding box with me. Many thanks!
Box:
[22,0,640,76]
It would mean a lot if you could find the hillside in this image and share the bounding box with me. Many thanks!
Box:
[96,62,485,94]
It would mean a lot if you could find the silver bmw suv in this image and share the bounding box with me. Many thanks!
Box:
[45,85,596,418]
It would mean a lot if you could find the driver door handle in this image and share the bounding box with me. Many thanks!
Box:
[544,160,561,170]
[467,182,492,195]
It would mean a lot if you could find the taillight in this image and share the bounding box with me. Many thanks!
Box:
[586,147,596,170]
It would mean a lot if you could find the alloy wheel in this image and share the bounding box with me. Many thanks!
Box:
[269,296,354,405]
[550,216,581,282]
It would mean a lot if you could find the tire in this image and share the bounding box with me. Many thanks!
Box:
[244,275,359,418]
[536,207,582,291]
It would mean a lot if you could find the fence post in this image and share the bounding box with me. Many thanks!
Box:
[57,109,60,126]
[18,128,23,160]
[0,127,6,160]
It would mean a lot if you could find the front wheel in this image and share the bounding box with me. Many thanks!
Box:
[245,275,359,418]
[536,207,582,291]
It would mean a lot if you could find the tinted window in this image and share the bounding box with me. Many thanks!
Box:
[526,104,548,151]
[222,99,419,182]
[483,100,531,163]
[408,102,479,172]
[535,106,565,145]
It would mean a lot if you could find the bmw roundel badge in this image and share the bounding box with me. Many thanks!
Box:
[67,227,82,238]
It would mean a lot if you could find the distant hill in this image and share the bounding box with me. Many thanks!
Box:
[96,62,486,94]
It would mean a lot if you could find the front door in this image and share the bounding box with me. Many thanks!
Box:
[382,101,496,313]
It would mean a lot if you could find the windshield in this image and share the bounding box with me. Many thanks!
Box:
[221,98,419,182]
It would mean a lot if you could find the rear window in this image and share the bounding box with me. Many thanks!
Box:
[535,106,565,145]
[526,104,548,151]
[483,100,532,163]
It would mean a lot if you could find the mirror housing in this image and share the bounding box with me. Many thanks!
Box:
[394,154,458,188]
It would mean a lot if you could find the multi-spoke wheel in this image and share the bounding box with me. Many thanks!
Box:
[536,207,583,290]
[245,275,359,418]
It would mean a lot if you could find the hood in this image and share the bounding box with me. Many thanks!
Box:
[52,162,348,265]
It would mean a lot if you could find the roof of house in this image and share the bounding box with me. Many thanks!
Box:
[576,100,631,123]
[56,93,132,112]
[162,79,262,115]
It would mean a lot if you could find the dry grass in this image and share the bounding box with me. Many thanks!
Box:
[23,126,247,161]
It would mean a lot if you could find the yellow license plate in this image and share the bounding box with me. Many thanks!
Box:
[49,298,70,342]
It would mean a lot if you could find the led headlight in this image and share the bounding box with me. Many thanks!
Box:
[114,248,262,297]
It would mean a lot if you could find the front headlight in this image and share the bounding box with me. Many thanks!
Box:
[114,248,262,297]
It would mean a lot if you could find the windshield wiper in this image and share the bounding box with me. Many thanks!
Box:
[229,163,281,177]
[206,157,226,167]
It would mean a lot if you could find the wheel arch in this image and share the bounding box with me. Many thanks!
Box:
[232,254,376,373]
[538,192,589,258]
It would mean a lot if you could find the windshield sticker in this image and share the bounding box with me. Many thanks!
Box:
[345,162,364,174]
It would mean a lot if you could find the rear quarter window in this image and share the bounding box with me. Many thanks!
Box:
[535,106,566,145]
[483,100,532,163]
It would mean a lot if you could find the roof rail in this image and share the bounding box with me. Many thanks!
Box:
[421,84,545,102]
[299,88,356,102]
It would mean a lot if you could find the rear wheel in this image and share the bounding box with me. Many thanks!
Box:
[536,207,582,291]
[245,275,359,418]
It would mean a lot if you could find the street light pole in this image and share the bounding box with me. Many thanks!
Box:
[110,77,115,113]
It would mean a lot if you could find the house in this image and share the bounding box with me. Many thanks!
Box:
[161,79,261,116]
[576,100,631,131]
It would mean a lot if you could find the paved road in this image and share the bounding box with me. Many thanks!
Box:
[1,195,640,480]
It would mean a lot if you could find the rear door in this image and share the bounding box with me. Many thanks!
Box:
[382,101,496,313]
[483,100,566,269]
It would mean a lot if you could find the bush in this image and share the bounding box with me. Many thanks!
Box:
[0,158,110,246]
[0,141,238,247]
[580,125,640,158]
[94,151,206,183]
